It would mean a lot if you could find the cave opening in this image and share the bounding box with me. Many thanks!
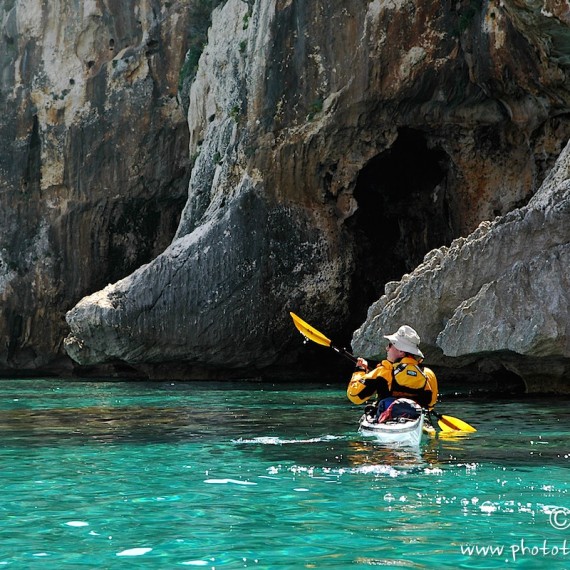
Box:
[345,127,455,329]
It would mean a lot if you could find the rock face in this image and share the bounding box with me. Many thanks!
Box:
[2,0,570,388]
[0,1,193,373]
[64,0,570,389]
[352,141,570,393]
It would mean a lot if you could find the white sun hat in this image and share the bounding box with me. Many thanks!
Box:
[384,325,424,358]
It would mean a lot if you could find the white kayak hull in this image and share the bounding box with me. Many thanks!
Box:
[359,413,425,446]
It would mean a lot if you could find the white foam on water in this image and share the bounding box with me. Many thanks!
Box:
[116,548,153,557]
[203,478,257,485]
[233,435,343,445]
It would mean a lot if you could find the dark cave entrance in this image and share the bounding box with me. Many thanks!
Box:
[346,127,455,328]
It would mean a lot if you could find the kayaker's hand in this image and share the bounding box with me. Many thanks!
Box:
[356,357,369,372]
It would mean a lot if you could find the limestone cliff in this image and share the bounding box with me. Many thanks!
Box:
[0,0,193,373]
[63,0,570,390]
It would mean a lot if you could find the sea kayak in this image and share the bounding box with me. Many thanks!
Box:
[359,412,425,446]
[358,398,431,446]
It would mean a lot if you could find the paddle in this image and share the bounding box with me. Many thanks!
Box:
[289,311,476,433]
[429,410,477,432]
[289,312,357,364]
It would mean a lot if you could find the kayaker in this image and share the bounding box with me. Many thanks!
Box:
[346,325,438,416]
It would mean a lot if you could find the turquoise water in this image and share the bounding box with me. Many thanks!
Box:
[0,379,568,568]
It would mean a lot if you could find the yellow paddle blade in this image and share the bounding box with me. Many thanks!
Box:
[289,312,332,348]
[437,419,456,432]
[437,430,474,440]
[442,415,477,432]
[438,414,477,432]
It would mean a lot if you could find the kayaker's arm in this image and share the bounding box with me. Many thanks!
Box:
[347,365,391,405]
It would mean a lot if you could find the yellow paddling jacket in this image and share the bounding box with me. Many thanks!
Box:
[347,357,438,409]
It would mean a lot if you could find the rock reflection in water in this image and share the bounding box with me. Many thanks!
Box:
[0,406,248,445]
